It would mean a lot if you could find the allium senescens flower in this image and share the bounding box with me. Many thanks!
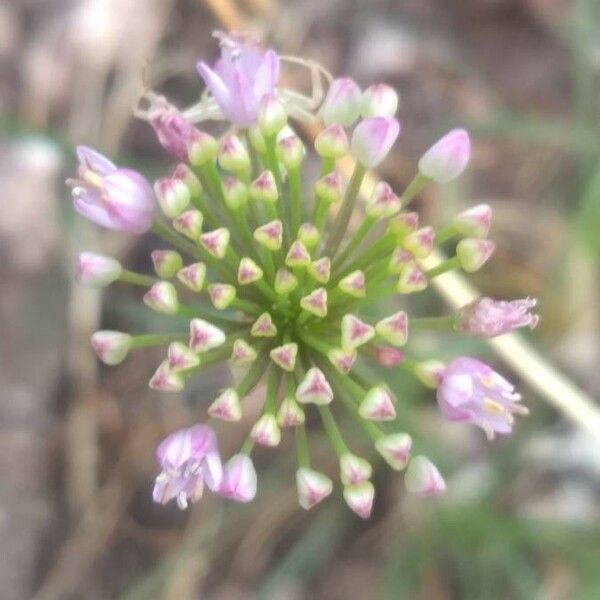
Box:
[71,32,538,517]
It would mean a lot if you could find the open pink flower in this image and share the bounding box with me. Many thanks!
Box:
[197,33,280,126]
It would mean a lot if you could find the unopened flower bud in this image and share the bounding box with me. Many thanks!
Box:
[351,117,400,168]
[340,453,372,485]
[276,134,305,169]
[375,432,412,470]
[177,262,206,292]
[223,177,248,210]
[238,257,264,285]
[339,270,366,298]
[251,312,278,337]
[251,414,281,447]
[359,385,396,421]
[208,388,242,421]
[231,339,257,366]
[327,348,357,374]
[300,287,328,318]
[314,124,349,159]
[366,181,402,219]
[208,283,236,310]
[258,93,287,137]
[405,455,446,496]
[403,226,435,259]
[250,170,278,203]
[91,330,132,365]
[341,314,375,350]
[76,252,122,287]
[296,367,333,405]
[188,130,219,166]
[298,223,320,248]
[343,481,375,519]
[307,257,331,284]
[285,240,311,268]
[149,360,184,392]
[274,268,298,294]
[397,264,428,294]
[277,397,305,427]
[200,228,230,259]
[388,248,414,275]
[254,220,283,251]
[315,171,344,204]
[456,239,495,272]
[172,210,203,240]
[270,342,299,372]
[296,468,333,509]
[375,311,408,347]
[219,454,257,502]
[453,203,492,238]
[143,281,179,314]
[418,129,471,183]
[361,83,399,118]
[319,78,362,126]
[172,163,202,198]
[247,125,267,154]
[218,135,251,172]
[414,360,446,389]
[373,345,404,367]
[388,211,419,239]
[167,341,200,372]
[189,318,226,352]
[151,250,183,278]
[154,177,190,218]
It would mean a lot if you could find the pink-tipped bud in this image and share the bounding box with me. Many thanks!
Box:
[373,345,404,367]
[172,210,203,240]
[359,386,397,421]
[218,135,251,173]
[151,250,183,279]
[296,367,334,405]
[285,240,311,268]
[327,348,357,375]
[251,312,278,338]
[397,264,428,294]
[418,129,471,183]
[277,397,305,427]
[237,257,264,285]
[250,414,281,447]
[208,283,236,310]
[319,78,362,126]
[231,339,257,366]
[453,204,492,238]
[208,388,242,421]
[314,124,349,159]
[338,270,366,298]
[375,311,408,347]
[219,454,257,502]
[298,223,320,249]
[388,248,414,275]
[366,181,402,219]
[375,432,412,470]
[351,117,400,168]
[300,288,328,318]
[341,314,375,350]
[154,177,190,218]
[258,93,287,137]
[149,360,184,392]
[167,341,200,372]
[389,211,419,239]
[76,252,122,288]
[247,125,267,154]
[250,170,279,204]
[223,176,248,210]
[276,134,306,169]
[315,171,344,204]
[307,257,331,284]
[188,129,219,166]
[172,163,202,198]
[405,456,446,496]
[296,468,333,509]
[254,219,283,251]
[361,84,399,118]
[189,318,226,352]
[456,239,495,272]
[91,330,132,365]
[270,342,299,372]
[340,453,372,485]
[143,281,179,314]
[200,228,230,259]
[343,481,375,519]
[177,262,206,292]
[274,268,298,295]
[414,360,446,389]
[403,226,435,259]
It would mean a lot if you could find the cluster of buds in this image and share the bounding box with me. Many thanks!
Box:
[71,33,538,517]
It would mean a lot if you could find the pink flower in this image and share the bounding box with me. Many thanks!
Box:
[351,117,400,168]
[418,129,471,183]
[437,357,528,439]
[456,297,539,338]
[197,33,280,126]
[68,146,154,233]
[152,424,223,510]
[218,454,258,502]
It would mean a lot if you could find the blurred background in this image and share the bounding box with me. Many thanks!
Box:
[2,0,600,598]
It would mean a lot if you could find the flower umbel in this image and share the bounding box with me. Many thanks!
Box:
[72,33,536,516]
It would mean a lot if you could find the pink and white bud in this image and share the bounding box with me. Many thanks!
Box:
[76,252,122,287]
[172,210,203,240]
[91,330,132,365]
[414,360,446,389]
[149,360,185,392]
[250,414,281,447]
[296,468,333,509]
[315,171,344,204]
[258,93,287,136]
[200,228,230,259]
[388,248,414,275]
[231,339,258,366]
[298,223,320,249]
[375,432,412,470]
[341,314,375,350]
[172,163,202,198]
[300,288,328,318]
[418,128,471,183]
[177,262,206,292]
[154,177,190,218]
[389,211,419,239]
[251,312,278,337]
[359,386,397,421]
[314,124,349,159]
[373,345,404,368]
[338,270,366,298]
[453,204,492,238]
[308,257,331,284]
[296,367,334,405]
[397,264,428,294]
[270,342,299,372]
[218,454,257,502]
[375,311,408,347]
[277,397,305,427]
[343,481,375,519]
[456,297,539,338]
[456,239,495,272]
[223,176,248,210]
[218,134,251,173]
[437,357,528,440]
[151,250,183,279]
[250,170,279,204]
[167,341,200,372]
[285,240,311,268]
[274,268,298,295]
[189,318,226,352]
[188,130,219,166]
[238,257,264,285]
[208,388,242,421]
[405,455,446,496]
[403,226,435,259]
[208,283,236,310]
[340,453,372,485]
[276,134,306,169]
[319,78,362,126]
[247,125,266,154]
[366,181,402,219]
[327,348,357,375]
[143,281,179,314]
[351,117,400,168]
[361,84,399,118]
[254,219,283,251]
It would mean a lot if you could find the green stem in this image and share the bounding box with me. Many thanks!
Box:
[332,216,376,270]
[295,424,311,468]
[119,270,157,287]
[411,315,456,331]
[401,172,428,207]
[318,405,348,456]
[425,256,461,279]
[263,365,279,415]
[237,356,270,398]
[151,220,202,260]
[288,166,303,236]
[129,333,187,348]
